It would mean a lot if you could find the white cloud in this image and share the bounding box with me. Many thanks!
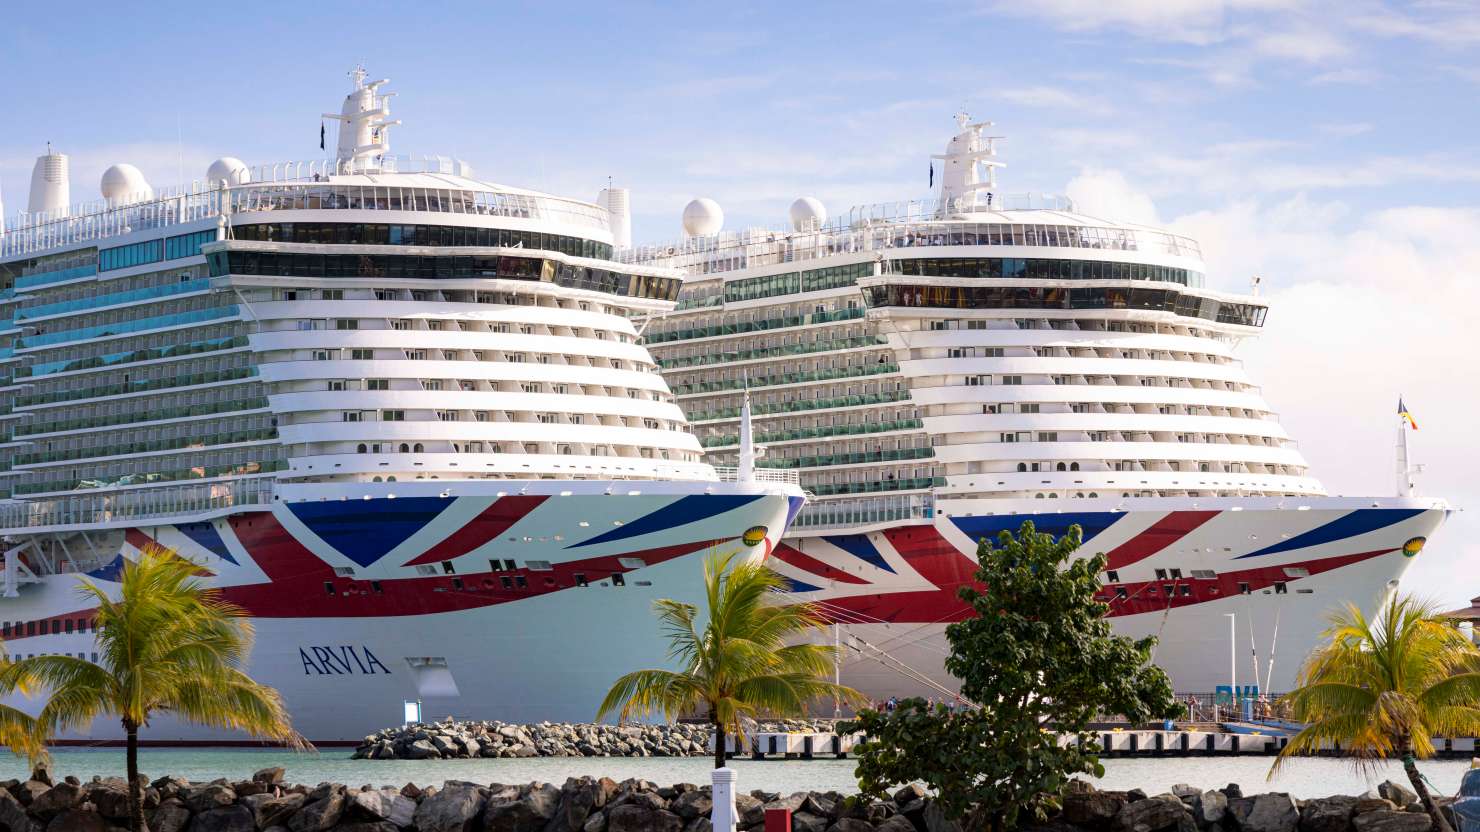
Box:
[1316,122,1374,137]
[1000,85,1115,116]
[1065,169,1162,225]
[986,0,1305,44]
[1350,6,1480,46]
[1306,67,1382,85]
[1250,26,1350,62]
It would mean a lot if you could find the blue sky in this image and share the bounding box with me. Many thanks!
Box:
[1,0,1476,604]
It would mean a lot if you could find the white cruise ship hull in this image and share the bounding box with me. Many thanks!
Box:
[771,497,1448,699]
[0,482,803,745]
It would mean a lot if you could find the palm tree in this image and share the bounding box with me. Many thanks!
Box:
[0,669,42,764]
[598,549,865,768]
[0,544,306,832]
[1273,593,1480,832]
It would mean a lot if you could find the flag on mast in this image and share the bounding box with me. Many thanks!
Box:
[320,121,326,151]
[928,161,934,189]
[1398,398,1418,430]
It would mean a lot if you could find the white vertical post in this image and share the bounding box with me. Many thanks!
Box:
[833,623,842,718]
[737,383,755,483]
[712,768,738,832]
[1226,613,1236,700]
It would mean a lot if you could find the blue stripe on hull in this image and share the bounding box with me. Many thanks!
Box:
[1238,508,1425,558]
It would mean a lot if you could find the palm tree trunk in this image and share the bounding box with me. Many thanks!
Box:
[713,715,726,770]
[124,718,148,832]
[1401,744,1453,832]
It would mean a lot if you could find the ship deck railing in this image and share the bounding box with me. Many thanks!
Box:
[0,477,277,533]
[618,194,1202,275]
[1,154,610,259]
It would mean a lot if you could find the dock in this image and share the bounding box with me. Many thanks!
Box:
[717,730,1480,760]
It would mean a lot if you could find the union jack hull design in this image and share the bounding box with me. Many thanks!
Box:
[0,483,804,744]
[770,497,1448,698]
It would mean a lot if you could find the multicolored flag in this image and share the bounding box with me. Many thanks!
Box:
[1398,398,1418,430]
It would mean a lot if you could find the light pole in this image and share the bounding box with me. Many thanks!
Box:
[1225,613,1237,717]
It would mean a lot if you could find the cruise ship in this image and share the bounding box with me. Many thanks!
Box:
[0,70,803,744]
[630,115,1449,699]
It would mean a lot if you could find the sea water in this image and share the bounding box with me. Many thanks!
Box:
[0,750,1468,798]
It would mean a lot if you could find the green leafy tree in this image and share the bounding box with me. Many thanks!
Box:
[0,545,306,832]
[1274,593,1480,832]
[844,521,1179,832]
[598,549,866,768]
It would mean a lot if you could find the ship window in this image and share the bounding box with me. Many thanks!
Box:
[503,559,517,570]
[575,573,588,587]
[1105,570,1119,583]
[1154,568,1168,580]
[1,623,8,637]
[1238,582,1251,595]
[1274,582,1288,595]
[1169,568,1182,578]
[371,581,383,594]
[451,578,464,590]
[64,620,73,634]
[611,573,626,587]
[515,575,528,589]
[38,621,47,635]
[324,582,336,596]
[441,560,455,574]
[1114,588,1128,599]
[500,576,513,590]
[1180,585,1192,596]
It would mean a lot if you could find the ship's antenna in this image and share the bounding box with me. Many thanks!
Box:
[1250,275,1262,296]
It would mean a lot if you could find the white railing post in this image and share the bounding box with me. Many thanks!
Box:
[711,767,738,832]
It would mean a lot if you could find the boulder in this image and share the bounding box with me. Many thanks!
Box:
[253,768,286,786]
[15,781,51,806]
[0,791,39,832]
[414,784,487,832]
[484,783,561,832]
[404,740,440,760]
[349,789,416,828]
[1301,796,1361,832]
[925,800,964,832]
[1237,793,1300,832]
[1377,784,1419,810]
[85,782,133,821]
[1355,801,1399,816]
[44,808,106,832]
[734,795,765,829]
[794,812,830,832]
[876,817,917,832]
[805,794,838,820]
[287,788,346,832]
[30,783,84,820]
[607,805,682,832]
[673,790,714,822]
[1117,797,1190,832]
[30,765,53,788]
[180,784,235,817]
[584,811,607,832]
[828,821,877,832]
[765,794,808,815]
[336,824,400,832]
[1352,811,1431,832]
[686,818,714,832]
[1067,785,1127,827]
[1194,791,1229,827]
[151,799,192,832]
[188,805,256,832]
[254,794,307,828]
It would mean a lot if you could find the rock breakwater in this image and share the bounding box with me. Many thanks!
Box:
[352,718,837,760]
[0,765,1456,832]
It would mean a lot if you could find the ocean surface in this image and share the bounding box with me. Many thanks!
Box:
[0,750,1469,799]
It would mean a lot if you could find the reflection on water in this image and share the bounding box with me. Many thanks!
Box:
[0,750,1467,799]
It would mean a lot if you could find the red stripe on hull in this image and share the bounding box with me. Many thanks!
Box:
[1103,510,1220,571]
[224,512,722,617]
[401,495,549,566]
[806,524,1398,625]
[770,544,870,584]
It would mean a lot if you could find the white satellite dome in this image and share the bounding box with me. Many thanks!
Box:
[682,198,724,237]
[789,196,827,231]
[100,164,153,203]
[206,157,251,187]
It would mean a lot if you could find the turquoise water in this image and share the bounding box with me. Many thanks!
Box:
[0,749,1468,798]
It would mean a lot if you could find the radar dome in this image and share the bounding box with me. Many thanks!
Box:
[100,164,153,203]
[682,198,724,237]
[789,197,827,231]
[206,157,251,186]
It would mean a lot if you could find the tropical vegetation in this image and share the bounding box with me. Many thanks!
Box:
[844,521,1180,832]
[0,545,304,832]
[1274,593,1480,832]
[597,548,865,768]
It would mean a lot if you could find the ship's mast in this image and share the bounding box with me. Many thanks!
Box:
[322,66,402,172]
[931,112,1005,215]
